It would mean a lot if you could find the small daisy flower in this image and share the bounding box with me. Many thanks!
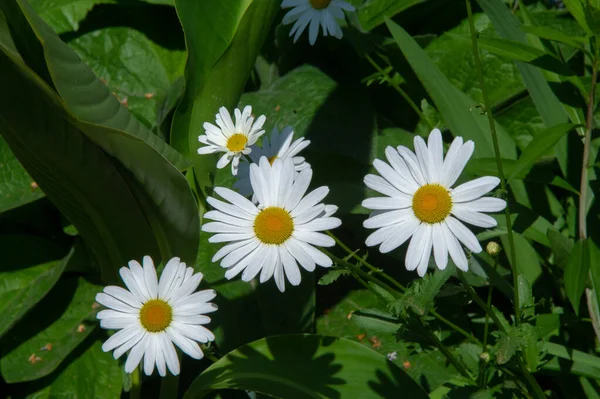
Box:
[198,105,266,175]
[234,126,311,197]
[96,256,217,376]
[362,129,506,276]
[282,0,355,45]
[202,157,341,292]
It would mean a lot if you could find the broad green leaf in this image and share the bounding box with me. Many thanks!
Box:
[508,123,575,181]
[0,48,157,284]
[28,0,113,34]
[450,34,575,76]
[352,309,400,334]
[0,136,45,212]
[521,25,586,50]
[241,66,377,215]
[385,18,517,159]
[564,239,591,314]
[588,241,600,319]
[0,277,100,383]
[68,26,186,129]
[14,340,122,399]
[171,0,277,158]
[16,0,189,171]
[544,342,600,370]
[562,0,593,35]
[547,228,574,269]
[517,275,534,319]
[392,267,453,317]
[501,232,542,283]
[183,334,429,399]
[357,0,425,31]
[0,235,67,338]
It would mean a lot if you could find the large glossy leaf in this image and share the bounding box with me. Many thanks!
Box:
[68,26,186,129]
[0,235,67,339]
[0,277,100,383]
[28,0,113,34]
[184,334,429,399]
[564,239,592,314]
[15,0,189,172]
[0,136,45,212]
[386,18,517,160]
[501,231,542,284]
[13,339,123,398]
[0,48,157,283]
[171,0,278,158]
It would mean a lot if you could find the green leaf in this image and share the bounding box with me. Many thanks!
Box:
[450,34,575,76]
[521,25,587,50]
[0,235,67,339]
[508,123,575,181]
[517,275,534,319]
[564,239,592,314]
[562,0,593,35]
[0,48,158,284]
[492,326,527,365]
[13,339,123,398]
[0,136,45,212]
[16,0,189,172]
[28,0,112,34]
[547,228,574,269]
[385,18,517,159]
[183,334,429,399]
[357,0,425,31]
[544,342,600,370]
[0,277,100,383]
[352,309,400,334]
[392,267,453,317]
[588,240,600,319]
[501,232,542,284]
[171,0,277,158]
[68,26,186,129]
[318,269,351,286]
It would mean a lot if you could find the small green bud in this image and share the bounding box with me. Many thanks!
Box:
[486,241,501,256]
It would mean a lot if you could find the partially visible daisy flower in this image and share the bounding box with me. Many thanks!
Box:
[202,157,341,292]
[234,126,311,197]
[198,105,266,175]
[96,256,217,376]
[362,129,506,276]
[282,0,355,45]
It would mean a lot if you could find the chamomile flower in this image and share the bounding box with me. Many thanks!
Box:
[282,0,355,45]
[198,105,266,175]
[234,126,311,197]
[362,129,506,276]
[96,256,217,376]
[202,157,341,292]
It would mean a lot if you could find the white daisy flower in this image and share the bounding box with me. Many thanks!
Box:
[362,129,506,276]
[234,126,311,197]
[198,105,266,175]
[96,256,217,376]
[282,0,355,45]
[202,157,341,292]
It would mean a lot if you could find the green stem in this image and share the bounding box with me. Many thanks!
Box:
[431,309,482,346]
[479,259,497,387]
[457,270,505,332]
[465,0,521,325]
[351,272,390,303]
[365,54,430,125]
[426,326,474,383]
[130,367,141,399]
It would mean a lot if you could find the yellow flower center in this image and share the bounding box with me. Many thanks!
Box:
[227,134,248,152]
[412,184,452,224]
[254,207,294,244]
[268,155,278,165]
[310,0,331,9]
[139,299,172,333]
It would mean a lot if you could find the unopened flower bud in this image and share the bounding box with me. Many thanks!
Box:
[486,241,501,256]
[480,351,490,363]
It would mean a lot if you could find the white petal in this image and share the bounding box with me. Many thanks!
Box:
[281,246,302,286]
[362,197,411,211]
[379,216,420,254]
[95,293,138,314]
[432,223,448,270]
[451,205,498,228]
[124,334,148,374]
[405,224,429,271]
[215,187,258,216]
[452,176,500,203]
[442,222,468,271]
[103,286,142,309]
[293,230,335,247]
[440,140,474,187]
[463,197,506,212]
[143,334,158,376]
[363,208,412,229]
[142,256,159,299]
[428,129,444,182]
[445,216,482,253]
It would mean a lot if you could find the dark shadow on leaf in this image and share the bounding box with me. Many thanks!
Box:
[368,361,432,399]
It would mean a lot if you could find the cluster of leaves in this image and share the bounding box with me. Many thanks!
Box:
[1,0,600,398]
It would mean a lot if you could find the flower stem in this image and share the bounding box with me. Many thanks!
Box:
[464,0,521,325]
[578,47,598,240]
[365,54,430,126]
[426,326,474,383]
[457,270,505,332]
[130,367,141,399]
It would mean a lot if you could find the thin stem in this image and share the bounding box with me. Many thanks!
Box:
[130,367,141,399]
[431,309,482,345]
[465,0,521,325]
[365,54,430,125]
[351,272,390,303]
[426,327,474,383]
[480,259,497,387]
[458,270,505,332]
[578,55,598,239]
[518,357,547,399]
